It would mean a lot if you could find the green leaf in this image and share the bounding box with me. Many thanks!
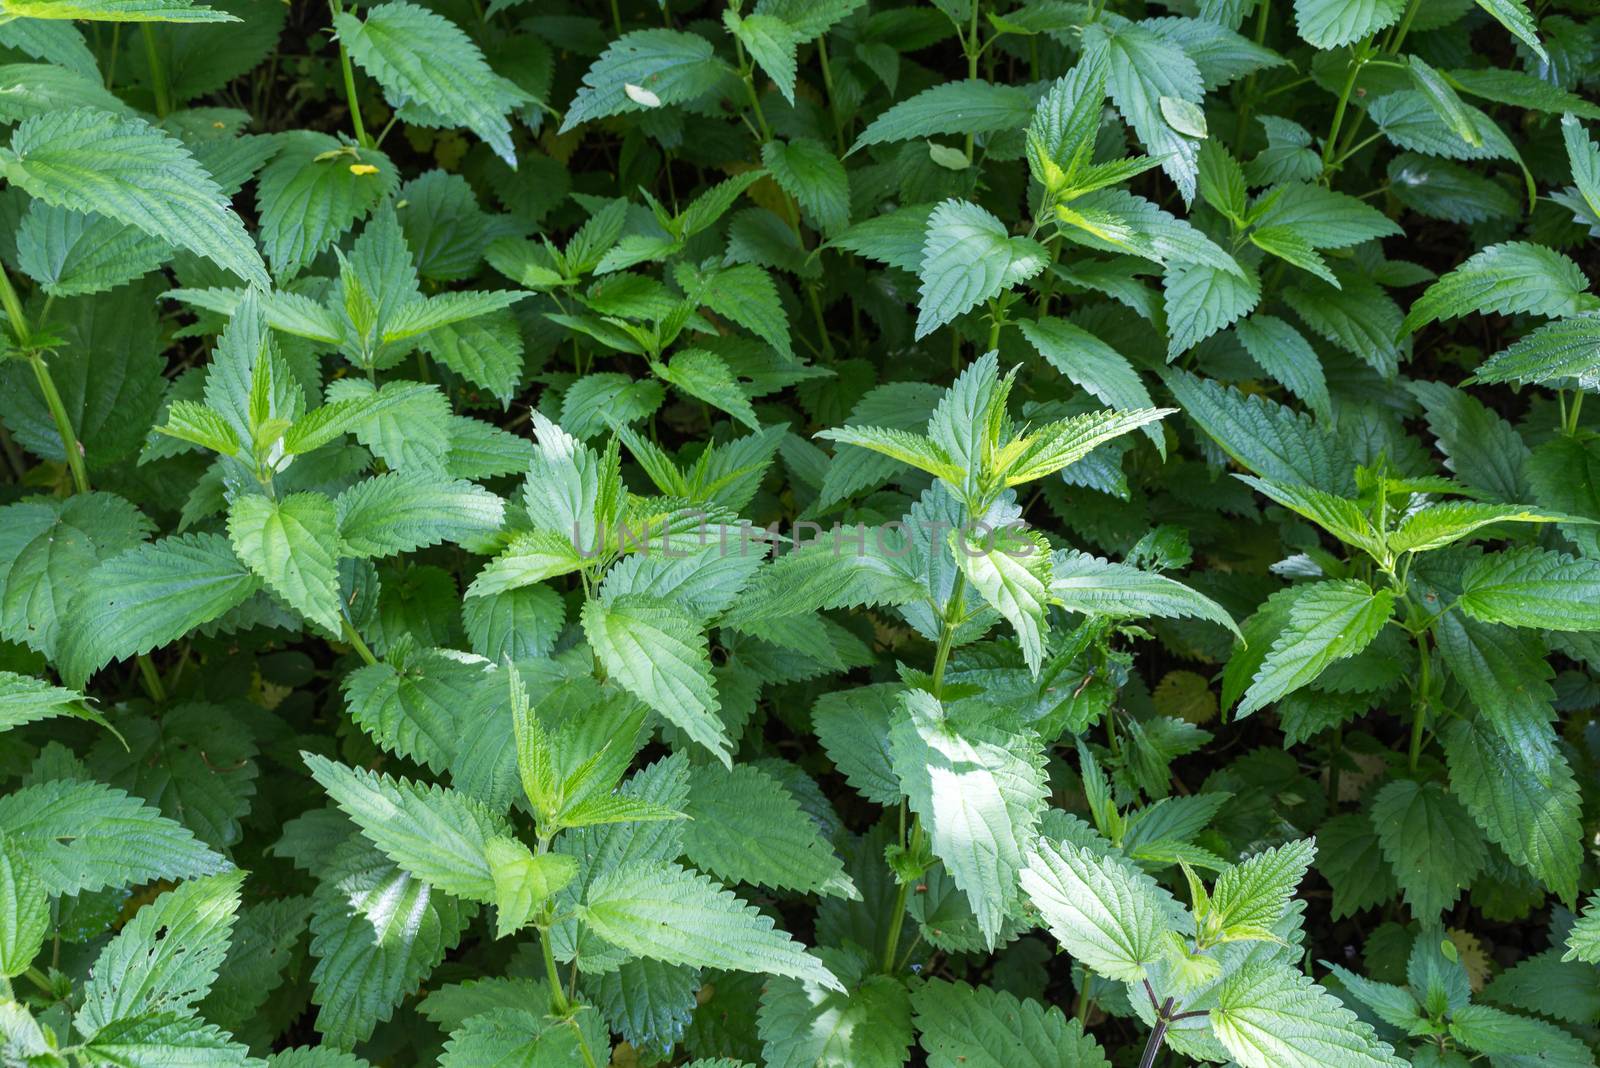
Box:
[1056,190,1240,275]
[891,690,1046,947]
[726,11,798,104]
[1,0,235,21]
[581,596,728,765]
[77,870,244,1034]
[1164,370,1354,493]
[1562,112,1600,222]
[484,836,575,938]
[304,753,513,902]
[1409,380,1531,501]
[336,473,504,559]
[342,648,488,775]
[15,201,170,297]
[0,777,226,895]
[255,131,396,279]
[306,836,470,1048]
[57,532,260,687]
[79,1013,257,1068]
[916,199,1047,339]
[812,684,901,807]
[1018,318,1164,454]
[1019,838,1176,983]
[1282,272,1404,377]
[333,1,528,167]
[1408,55,1482,148]
[1084,21,1204,202]
[1293,0,1405,49]
[1456,546,1600,631]
[762,138,848,234]
[850,80,1035,153]
[1233,476,1383,557]
[1049,550,1240,636]
[0,107,268,287]
[579,860,842,990]
[951,528,1052,675]
[1472,0,1546,60]
[1387,501,1578,555]
[227,491,345,634]
[1370,779,1485,916]
[1565,894,1600,963]
[1208,839,1316,937]
[1469,316,1600,386]
[912,978,1111,1068]
[759,966,913,1068]
[560,29,724,133]
[1164,261,1261,358]
[1238,580,1395,717]
[0,671,92,734]
[684,762,856,899]
[1401,242,1597,336]
[1211,963,1407,1068]
[657,350,760,430]
[1432,613,1555,745]
[1448,1003,1593,1065]
[0,843,47,979]
[1441,715,1580,902]
[998,408,1174,486]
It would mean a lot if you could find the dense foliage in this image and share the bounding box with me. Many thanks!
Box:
[1,0,1599,1064]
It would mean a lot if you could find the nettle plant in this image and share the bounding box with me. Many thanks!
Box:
[2,0,1600,1065]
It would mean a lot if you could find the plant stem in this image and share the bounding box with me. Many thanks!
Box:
[341,618,379,666]
[1320,40,1369,173]
[141,24,171,117]
[0,260,30,347]
[963,1,981,161]
[541,930,570,1014]
[1233,0,1273,152]
[1138,999,1175,1068]
[137,655,167,703]
[29,355,90,494]
[816,35,846,154]
[330,0,370,147]
[1567,391,1585,435]
[1409,630,1431,772]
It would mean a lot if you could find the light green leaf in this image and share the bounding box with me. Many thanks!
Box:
[1238,580,1395,717]
[1388,501,1580,555]
[1208,839,1316,937]
[336,473,504,559]
[850,80,1036,153]
[0,107,267,286]
[1049,549,1239,635]
[1,0,235,21]
[304,753,513,902]
[227,491,345,634]
[57,532,260,687]
[484,836,575,938]
[1212,963,1407,1068]
[1401,241,1597,336]
[0,843,47,979]
[951,528,1052,676]
[1293,0,1404,49]
[77,871,244,1034]
[759,968,913,1068]
[1472,0,1546,60]
[580,860,842,990]
[79,1013,257,1068]
[1565,894,1600,963]
[581,596,728,765]
[892,690,1047,948]
[916,199,1047,339]
[726,11,798,104]
[1020,838,1176,983]
[1018,317,1164,453]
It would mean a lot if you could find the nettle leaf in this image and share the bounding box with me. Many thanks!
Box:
[916,199,1047,339]
[1401,242,1597,335]
[1020,838,1176,983]
[560,29,725,132]
[335,473,504,559]
[1473,0,1547,59]
[1567,895,1600,963]
[1293,0,1405,49]
[1049,550,1239,635]
[1370,779,1485,917]
[759,964,914,1068]
[912,979,1110,1068]
[581,596,728,765]
[891,691,1047,948]
[1211,963,1407,1068]
[851,80,1036,152]
[334,1,529,167]
[579,860,842,990]
[1,0,235,21]
[1470,316,1600,386]
[1084,20,1204,203]
[683,762,857,899]
[1238,580,1395,717]
[763,137,849,234]
[0,107,268,286]
[256,131,396,280]
[227,492,345,635]
[58,532,260,686]
[1456,547,1600,631]
[76,870,244,1034]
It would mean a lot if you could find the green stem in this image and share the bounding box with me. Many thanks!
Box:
[341,618,378,666]
[1384,0,1426,54]
[0,260,30,347]
[879,820,922,973]
[29,355,90,494]
[1328,130,1384,171]
[608,0,621,34]
[816,35,846,154]
[1566,391,1585,435]
[1409,631,1431,772]
[1233,0,1273,153]
[330,1,370,147]
[141,24,171,117]
[963,1,981,161]
[539,927,572,1015]
[1320,40,1370,173]
[137,655,167,703]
